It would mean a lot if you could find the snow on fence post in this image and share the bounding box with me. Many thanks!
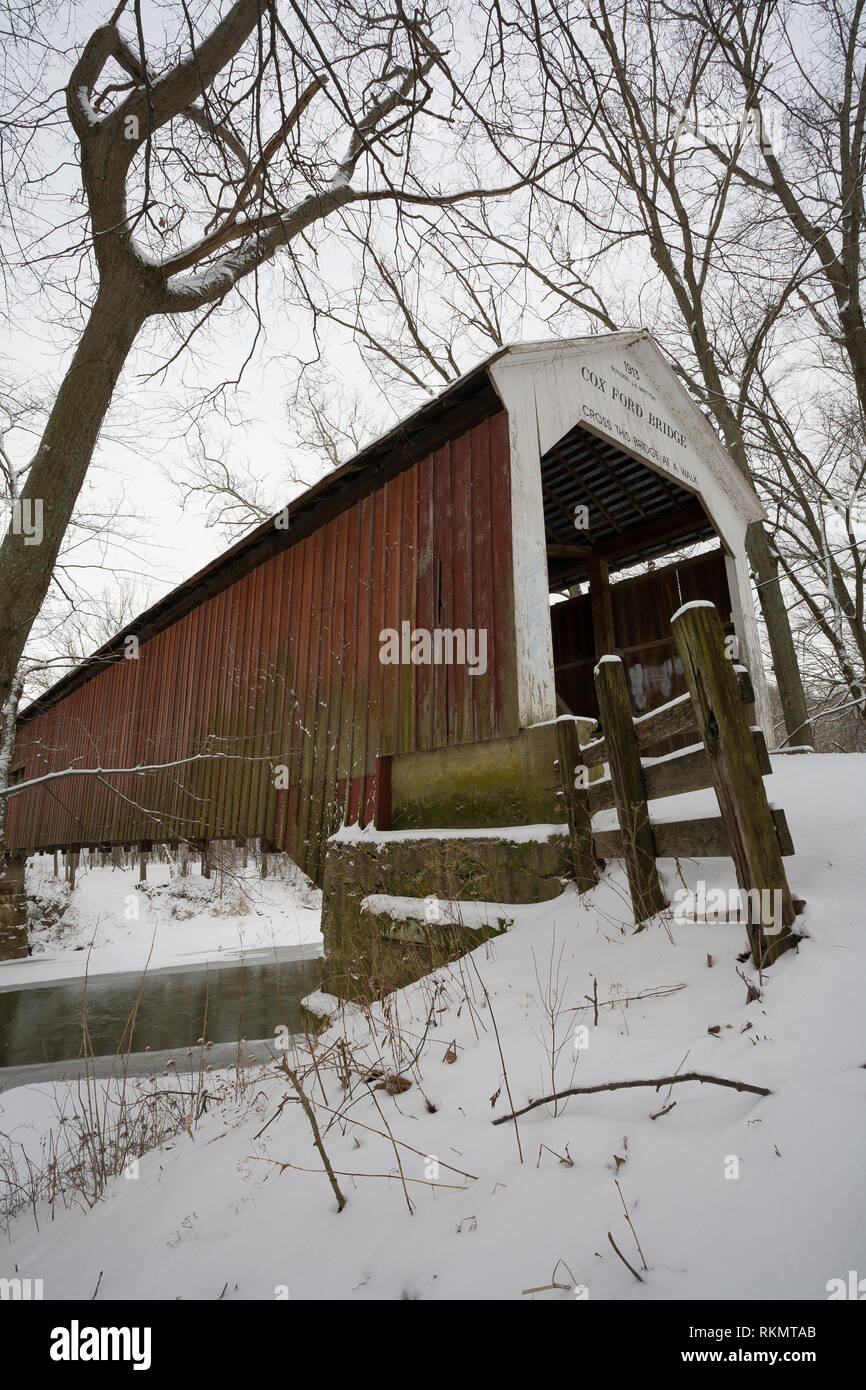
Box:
[671,601,796,967]
[593,655,667,924]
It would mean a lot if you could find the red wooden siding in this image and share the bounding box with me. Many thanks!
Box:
[552,547,732,736]
[7,412,517,883]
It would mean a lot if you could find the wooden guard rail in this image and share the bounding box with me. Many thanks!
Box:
[582,602,797,968]
[581,666,757,768]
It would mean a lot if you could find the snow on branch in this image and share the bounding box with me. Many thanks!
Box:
[5,750,281,799]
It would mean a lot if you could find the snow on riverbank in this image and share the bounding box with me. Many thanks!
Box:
[1,755,864,1300]
[0,854,323,987]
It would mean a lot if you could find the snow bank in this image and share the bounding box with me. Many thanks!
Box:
[331,821,570,845]
[1,754,863,1300]
[361,893,517,932]
[1,855,322,988]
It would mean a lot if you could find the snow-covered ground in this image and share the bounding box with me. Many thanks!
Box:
[1,754,864,1300]
[0,854,323,986]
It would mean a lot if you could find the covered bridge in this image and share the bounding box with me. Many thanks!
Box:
[7,332,770,886]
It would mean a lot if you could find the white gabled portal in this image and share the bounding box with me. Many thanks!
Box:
[488,332,772,736]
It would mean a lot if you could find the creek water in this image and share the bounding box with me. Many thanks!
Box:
[0,946,321,1091]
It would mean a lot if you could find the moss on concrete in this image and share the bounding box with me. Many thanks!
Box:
[318,718,604,1002]
[319,830,572,1001]
[389,718,597,831]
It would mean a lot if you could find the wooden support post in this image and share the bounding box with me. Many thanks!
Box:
[374,754,392,831]
[260,837,278,878]
[594,656,667,923]
[671,602,796,967]
[138,840,153,881]
[68,851,78,891]
[555,718,598,893]
[586,556,616,662]
[201,842,211,879]
[53,851,59,878]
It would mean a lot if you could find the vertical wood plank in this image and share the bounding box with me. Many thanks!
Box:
[488,409,519,737]
[594,655,667,923]
[586,556,616,662]
[415,451,436,751]
[555,718,597,893]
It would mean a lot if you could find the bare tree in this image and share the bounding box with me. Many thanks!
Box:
[167,369,387,539]
[175,1,862,747]
[686,0,866,422]
[0,0,559,860]
[744,370,866,733]
[381,0,817,743]
[0,362,155,860]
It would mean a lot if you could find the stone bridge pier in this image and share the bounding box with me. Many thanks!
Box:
[0,854,28,960]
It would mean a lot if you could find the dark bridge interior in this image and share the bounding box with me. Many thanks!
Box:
[542,419,732,738]
[540,419,716,592]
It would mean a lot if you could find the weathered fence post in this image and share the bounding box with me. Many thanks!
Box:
[594,655,667,923]
[555,718,598,893]
[671,602,796,967]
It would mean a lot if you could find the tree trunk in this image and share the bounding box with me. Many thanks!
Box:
[745,522,814,748]
[0,272,150,740]
[0,666,25,872]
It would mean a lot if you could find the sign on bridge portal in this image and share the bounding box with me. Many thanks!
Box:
[578,349,700,490]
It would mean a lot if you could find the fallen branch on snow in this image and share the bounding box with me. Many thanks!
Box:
[492,1072,771,1125]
